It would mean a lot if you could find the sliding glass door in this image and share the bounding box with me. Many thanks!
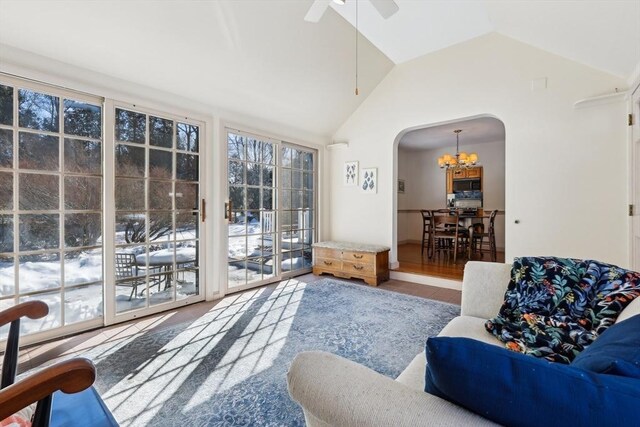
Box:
[0,78,104,340]
[226,130,316,291]
[113,106,203,317]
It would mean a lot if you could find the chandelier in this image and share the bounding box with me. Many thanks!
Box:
[438,129,478,169]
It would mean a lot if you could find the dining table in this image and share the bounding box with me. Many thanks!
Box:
[135,247,197,288]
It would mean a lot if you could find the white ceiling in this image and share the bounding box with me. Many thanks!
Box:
[0,0,394,139]
[399,117,505,151]
[331,0,640,78]
[0,0,637,141]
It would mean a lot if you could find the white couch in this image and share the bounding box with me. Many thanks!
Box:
[287,261,640,427]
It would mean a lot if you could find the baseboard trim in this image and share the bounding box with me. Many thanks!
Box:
[389,271,462,291]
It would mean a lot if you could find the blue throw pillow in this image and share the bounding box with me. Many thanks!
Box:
[424,337,640,427]
[571,314,640,376]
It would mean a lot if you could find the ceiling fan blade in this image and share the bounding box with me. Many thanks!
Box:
[304,0,331,23]
[369,0,399,19]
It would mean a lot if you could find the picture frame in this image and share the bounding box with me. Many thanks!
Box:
[398,179,405,194]
[361,167,377,194]
[344,161,358,186]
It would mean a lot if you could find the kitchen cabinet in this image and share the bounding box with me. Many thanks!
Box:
[446,166,483,193]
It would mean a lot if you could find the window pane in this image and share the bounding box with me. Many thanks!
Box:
[0,129,13,168]
[228,133,244,160]
[149,180,172,210]
[64,249,102,286]
[177,123,198,152]
[115,178,145,211]
[116,213,146,245]
[229,186,245,210]
[262,143,274,165]
[0,216,13,253]
[246,138,260,162]
[0,172,12,210]
[150,116,173,148]
[115,144,145,177]
[247,188,260,210]
[228,210,245,237]
[262,188,273,210]
[304,172,313,190]
[20,290,61,332]
[262,165,273,187]
[0,256,15,296]
[246,162,260,186]
[148,212,173,242]
[65,213,101,247]
[0,85,13,126]
[281,168,291,189]
[18,89,59,132]
[281,147,292,167]
[64,139,101,174]
[149,149,172,178]
[303,152,313,170]
[63,99,101,139]
[175,183,198,210]
[303,191,313,209]
[19,173,59,210]
[64,282,103,324]
[65,176,101,210]
[19,133,59,171]
[228,160,244,185]
[292,150,303,169]
[292,170,302,189]
[19,214,59,250]
[176,211,198,240]
[115,108,145,143]
[18,253,61,292]
[176,153,198,181]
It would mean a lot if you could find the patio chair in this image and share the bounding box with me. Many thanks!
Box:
[0,301,117,427]
[115,253,162,300]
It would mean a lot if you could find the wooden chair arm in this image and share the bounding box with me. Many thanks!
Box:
[0,301,49,328]
[0,358,96,420]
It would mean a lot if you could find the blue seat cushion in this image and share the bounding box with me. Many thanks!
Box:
[51,386,118,427]
[571,314,640,377]
[424,336,640,427]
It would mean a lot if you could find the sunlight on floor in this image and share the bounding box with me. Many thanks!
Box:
[95,279,307,426]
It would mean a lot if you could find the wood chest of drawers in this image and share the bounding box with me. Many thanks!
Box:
[312,241,390,286]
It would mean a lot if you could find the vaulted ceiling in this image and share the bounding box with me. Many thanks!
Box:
[0,0,638,140]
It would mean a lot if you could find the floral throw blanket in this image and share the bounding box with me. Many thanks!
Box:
[485,256,640,363]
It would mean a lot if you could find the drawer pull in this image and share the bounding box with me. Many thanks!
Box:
[323,261,333,266]
[353,254,363,259]
[353,265,364,270]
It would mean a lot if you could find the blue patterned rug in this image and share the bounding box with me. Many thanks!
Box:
[81,278,459,426]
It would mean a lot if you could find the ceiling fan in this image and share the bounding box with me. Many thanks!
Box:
[304,0,399,23]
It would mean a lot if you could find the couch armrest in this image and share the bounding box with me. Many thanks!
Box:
[287,351,496,427]
[461,261,511,319]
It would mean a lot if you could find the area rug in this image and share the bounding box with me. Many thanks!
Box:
[78,278,460,426]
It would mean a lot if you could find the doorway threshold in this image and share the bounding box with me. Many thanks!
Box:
[390,270,462,291]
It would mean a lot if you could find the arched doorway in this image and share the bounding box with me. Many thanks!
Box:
[392,115,506,283]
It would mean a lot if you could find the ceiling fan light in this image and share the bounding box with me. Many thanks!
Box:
[469,153,478,164]
[333,0,346,4]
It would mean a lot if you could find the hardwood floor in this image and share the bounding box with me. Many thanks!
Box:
[394,242,505,281]
[8,272,460,375]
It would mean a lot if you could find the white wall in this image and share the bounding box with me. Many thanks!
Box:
[328,33,630,267]
[397,139,506,249]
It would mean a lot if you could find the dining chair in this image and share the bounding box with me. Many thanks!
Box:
[469,210,498,261]
[419,210,434,259]
[431,210,466,263]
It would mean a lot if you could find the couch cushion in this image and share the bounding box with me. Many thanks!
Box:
[438,316,503,346]
[571,314,640,376]
[424,336,640,427]
[396,316,501,391]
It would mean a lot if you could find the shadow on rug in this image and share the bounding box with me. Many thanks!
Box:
[85,278,460,426]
